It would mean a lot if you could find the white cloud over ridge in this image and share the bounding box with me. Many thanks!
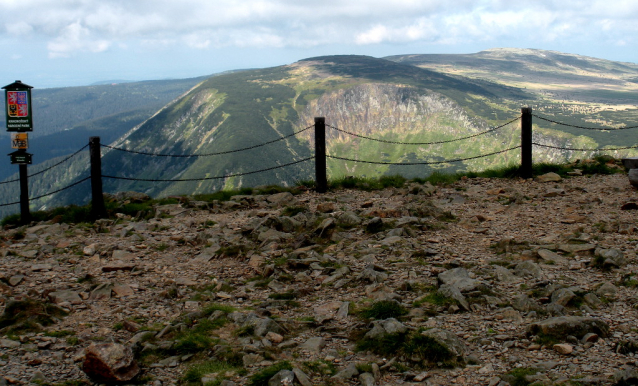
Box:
[1,0,636,58]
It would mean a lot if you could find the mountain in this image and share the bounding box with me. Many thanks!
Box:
[2,49,638,217]
[0,76,207,181]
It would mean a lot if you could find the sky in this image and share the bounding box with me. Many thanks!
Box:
[1,0,638,89]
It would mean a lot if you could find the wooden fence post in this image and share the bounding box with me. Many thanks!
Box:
[89,137,106,219]
[19,164,30,224]
[314,117,327,193]
[520,107,533,179]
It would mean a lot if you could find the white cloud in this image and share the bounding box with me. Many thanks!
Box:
[47,21,110,58]
[0,0,635,62]
[6,21,33,35]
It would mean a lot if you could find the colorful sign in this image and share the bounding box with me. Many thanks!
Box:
[11,133,28,149]
[3,81,33,132]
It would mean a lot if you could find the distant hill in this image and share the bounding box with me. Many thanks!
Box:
[2,49,638,218]
[0,76,208,181]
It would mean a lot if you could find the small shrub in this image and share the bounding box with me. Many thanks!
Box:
[501,367,539,386]
[182,360,235,384]
[248,361,293,386]
[281,206,308,217]
[268,291,297,300]
[0,299,68,335]
[360,300,408,320]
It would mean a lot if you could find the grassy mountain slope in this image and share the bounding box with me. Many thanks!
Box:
[3,51,638,217]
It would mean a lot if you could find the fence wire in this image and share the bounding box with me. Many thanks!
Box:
[327,146,521,166]
[532,142,638,152]
[533,114,638,131]
[103,156,315,182]
[0,144,88,185]
[102,125,314,158]
[0,176,90,207]
[327,116,521,145]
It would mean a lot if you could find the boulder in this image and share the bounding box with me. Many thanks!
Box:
[364,318,408,339]
[82,343,140,383]
[268,370,294,386]
[527,316,610,340]
[420,328,469,359]
[437,268,480,292]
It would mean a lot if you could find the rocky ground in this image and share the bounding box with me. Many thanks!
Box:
[2,170,638,386]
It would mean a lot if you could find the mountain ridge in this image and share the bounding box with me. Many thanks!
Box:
[1,49,637,217]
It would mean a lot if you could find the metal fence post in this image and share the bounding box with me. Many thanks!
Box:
[520,107,533,179]
[314,117,327,193]
[89,137,106,219]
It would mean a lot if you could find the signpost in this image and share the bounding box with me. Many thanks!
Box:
[3,80,34,224]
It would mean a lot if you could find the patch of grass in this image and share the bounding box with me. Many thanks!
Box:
[44,330,75,338]
[281,206,308,217]
[172,332,215,355]
[357,330,458,368]
[360,300,408,320]
[533,332,560,346]
[268,291,297,300]
[303,359,337,376]
[0,299,68,335]
[413,292,457,308]
[202,303,235,316]
[248,361,293,386]
[181,359,237,385]
[501,367,539,386]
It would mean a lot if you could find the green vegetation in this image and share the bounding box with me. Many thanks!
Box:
[182,360,240,385]
[247,361,293,386]
[359,300,408,320]
[2,154,624,226]
[500,367,539,386]
[0,299,68,336]
[356,330,458,368]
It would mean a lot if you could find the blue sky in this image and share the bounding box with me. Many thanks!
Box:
[1,0,638,88]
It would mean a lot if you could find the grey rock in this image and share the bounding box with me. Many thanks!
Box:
[595,247,626,268]
[359,372,376,386]
[629,168,638,187]
[514,261,544,279]
[596,282,618,298]
[48,290,83,305]
[584,293,603,308]
[299,337,326,353]
[365,318,408,339]
[551,288,576,307]
[492,265,519,283]
[527,316,610,340]
[333,363,359,379]
[336,302,350,319]
[536,172,561,182]
[511,294,539,313]
[546,303,566,316]
[614,366,638,385]
[438,268,479,292]
[537,249,567,264]
[267,192,295,206]
[420,328,469,358]
[338,211,363,226]
[268,370,294,386]
[292,368,313,386]
[437,284,470,311]
[0,338,20,348]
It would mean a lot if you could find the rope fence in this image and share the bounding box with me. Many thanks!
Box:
[2,108,637,222]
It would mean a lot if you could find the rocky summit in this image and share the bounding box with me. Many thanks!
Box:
[2,172,638,385]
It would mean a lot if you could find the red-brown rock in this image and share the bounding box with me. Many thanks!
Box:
[82,343,140,383]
